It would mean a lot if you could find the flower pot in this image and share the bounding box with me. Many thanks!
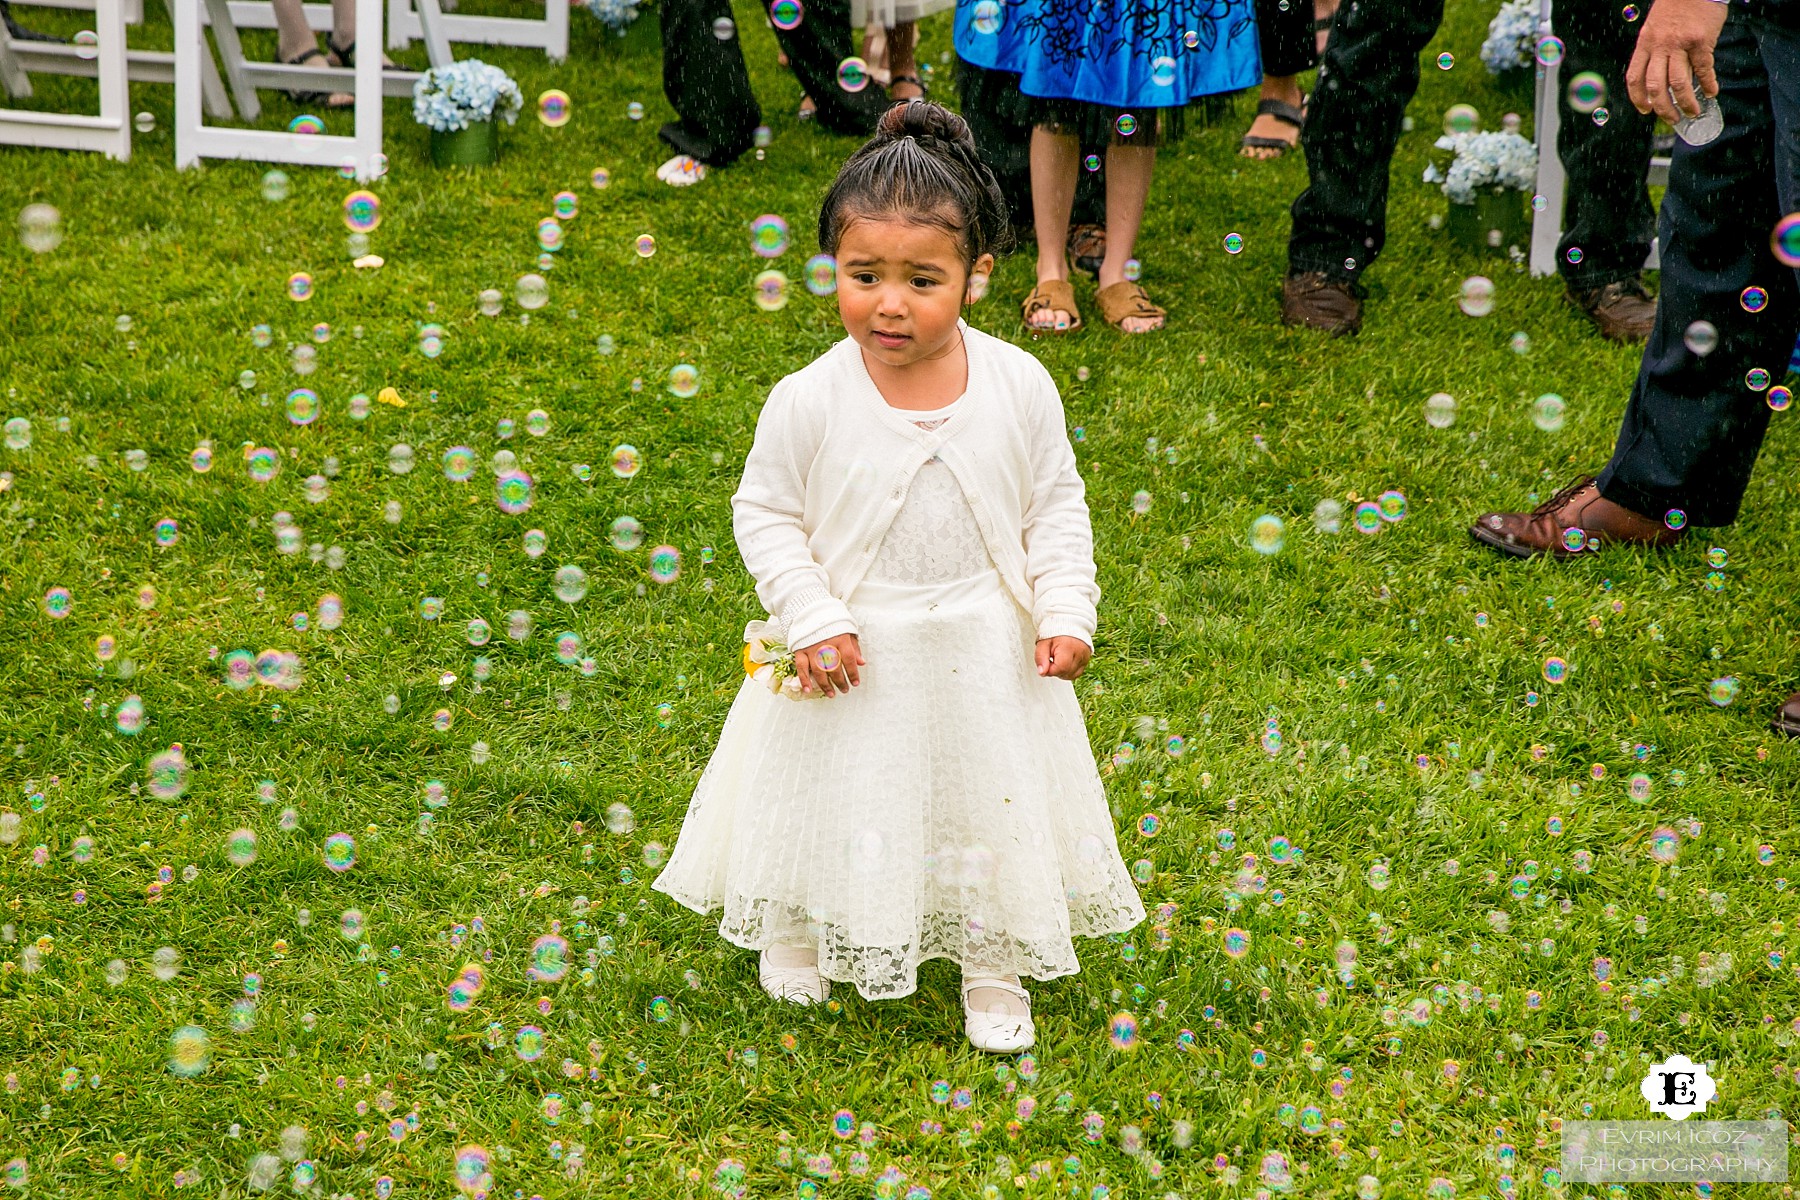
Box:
[429,119,499,167]
[1446,187,1530,258]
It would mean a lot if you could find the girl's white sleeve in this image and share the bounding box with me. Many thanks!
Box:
[1020,362,1100,648]
[730,377,859,652]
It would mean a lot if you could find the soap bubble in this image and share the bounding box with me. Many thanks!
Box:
[1747,367,1771,391]
[771,0,803,28]
[836,57,869,92]
[626,100,644,120]
[805,254,837,295]
[169,1026,211,1076]
[18,203,62,253]
[495,471,534,514]
[536,218,563,253]
[1223,232,1243,254]
[711,16,735,38]
[1772,212,1800,267]
[342,189,380,232]
[1312,498,1342,534]
[649,545,682,584]
[287,273,313,302]
[668,364,700,398]
[1535,36,1564,65]
[611,516,645,551]
[635,234,657,258]
[322,832,357,872]
[285,388,319,425]
[1709,676,1739,706]
[516,274,549,310]
[554,565,588,603]
[751,214,790,258]
[590,166,611,189]
[1436,51,1454,69]
[1769,385,1793,412]
[1567,71,1606,114]
[1532,393,1566,432]
[1683,320,1718,355]
[1250,515,1285,555]
[537,90,571,126]
[1443,104,1479,135]
[1150,55,1176,86]
[1424,392,1457,428]
[261,170,291,201]
[610,445,640,478]
[1741,285,1769,313]
[753,269,789,311]
[5,417,30,449]
[1458,276,1494,317]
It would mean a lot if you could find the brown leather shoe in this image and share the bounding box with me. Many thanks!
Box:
[1774,693,1800,738]
[1281,271,1362,336]
[1469,475,1687,559]
[1567,276,1657,342]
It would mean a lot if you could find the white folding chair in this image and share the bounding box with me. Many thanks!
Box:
[27,0,143,24]
[1528,0,1670,277]
[0,0,131,157]
[174,0,388,179]
[1,0,234,118]
[385,0,566,64]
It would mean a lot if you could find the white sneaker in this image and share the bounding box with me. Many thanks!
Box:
[759,945,828,1005]
[656,154,706,186]
[962,975,1035,1053]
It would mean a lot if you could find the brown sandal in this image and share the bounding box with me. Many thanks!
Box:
[1094,281,1166,332]
[1022,278,1082,332]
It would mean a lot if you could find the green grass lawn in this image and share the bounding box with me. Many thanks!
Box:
[3,0,1799,1196]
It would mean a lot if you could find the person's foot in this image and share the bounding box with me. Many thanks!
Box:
[1239,81,1305,160]
[1566,276,1657,342]
[963,974,1035,1053]
[798,95,817,121]
[1280,271,1362,336]
[759,943,828,1005]
[281,46,353,110]
[1772,692,1800,738]
[1025,275,1078,332]
[656,154,707,186]
[1469,475,1688,559]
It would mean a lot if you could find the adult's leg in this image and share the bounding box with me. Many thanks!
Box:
[1241,0,1313,158]
[1555,0,1657,291]
[772,0,890,136]
[1286,0,1446,282]
[1595,14,1800,526]
[272,0,320,62]
[887,20,924,98]
[1098,143,1161,332]
[658,0,762,167]
[1028,126,1079,330]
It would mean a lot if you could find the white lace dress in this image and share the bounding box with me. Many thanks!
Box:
[651,396,1146,1002]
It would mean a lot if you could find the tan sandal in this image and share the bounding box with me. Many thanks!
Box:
[1095,281,1166,332]
[1022,278,1082,332]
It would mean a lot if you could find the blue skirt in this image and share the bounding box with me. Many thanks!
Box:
[954,0,1262,112]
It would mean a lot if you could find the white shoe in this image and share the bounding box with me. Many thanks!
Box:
[962,975,1035,1053]
[759,945,829,1005]
[656,154,706,186]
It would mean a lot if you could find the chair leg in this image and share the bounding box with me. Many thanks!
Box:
[201,0,258,119]
[0,26,32,97]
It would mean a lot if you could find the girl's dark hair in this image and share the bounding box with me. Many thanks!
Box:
[818,100,1014,271]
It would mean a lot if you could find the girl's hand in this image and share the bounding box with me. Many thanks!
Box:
[1035,636,1090,681]
[795,633,865,698]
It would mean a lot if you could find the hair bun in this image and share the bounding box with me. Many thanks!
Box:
[876,99,978,158]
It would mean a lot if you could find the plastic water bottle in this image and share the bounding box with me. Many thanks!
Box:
[1673,81,1722,146]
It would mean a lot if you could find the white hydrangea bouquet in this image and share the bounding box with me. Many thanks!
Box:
[1425,130,1538,254]
[742,619,825,701]
[586,0,641,35]
[411,59,523,133]
[1480,0,1537,75]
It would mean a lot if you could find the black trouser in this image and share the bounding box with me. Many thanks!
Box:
[659,0,891,167]
[1257,0,1317,78]
[1596,12,1800,527]
[1555,0,1658,289]
[1286,0,1652,289]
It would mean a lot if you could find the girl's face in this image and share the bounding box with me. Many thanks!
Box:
[835,214,995,371]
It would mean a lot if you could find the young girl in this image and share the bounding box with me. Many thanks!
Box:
[650,100,1146,1054]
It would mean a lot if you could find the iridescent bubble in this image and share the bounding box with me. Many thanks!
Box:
[1222,928,1250,958]
[441,446,477,482]
[1083,153,1101,172]
[1649,827,1679,863]
[969,0,1001,33]
[322,832,357,872]
[1312,498,1342,534]
[537,90,571,127]
[387,444,414,474]
[537,218,564,253]
[1436,51,1454,69]
[668,364,700,398]
[169,1025,211,1077]
[1772,213,1800,267]
[523,530,547,558]
[753,269,789,311]
[1684,320,1719,355]
[495,470,534,514]
[516,274,549,310]
[1223,232,1243,254]
[1567,71,1606,114]
[1250,514,1284,555]
[1425,392,1457,428]
[1770,385,1793,412]
[514,1026,546,1061]
[1741,285,1770,313]
[553,565,589,603]
[1149,55,1176,86]
[1442,103,1479,135]
[635,234,656,258]
[805,254,837,295]
[285,388,319,425]
[527,408,550,436]
[553,190,577,219]
[342,189,380,233]
[261,170,291,202]
[18,203,62,253]
[1353,501,1383,534]
[1665,508,1687,531]
[1532,393,1567,432]
[626,100,644,121]
[1709,676,1739,706]
[750,214,790,258]
[1746,367,1771,391]
[147,747,189,799]
[648,545,682,584]
[554,632,582,665]
[528,935,570,982]
[1536,36,1564,65]
[1377,490,1407,521]
[590,167,611,189]
[154,517,180,547]
[836,57,869,92]
[116,696,145,735]
[287,273,313,302]
[288,114,324,135]
[454,1146,493,1195]
[610,445,640,478]
[1542,657,1568,684]
[1115,113,1138,137]
[1458,276,1494,317]
[610,515,645,551]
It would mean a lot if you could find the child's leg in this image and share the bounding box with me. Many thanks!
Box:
[1098,143,1164,333]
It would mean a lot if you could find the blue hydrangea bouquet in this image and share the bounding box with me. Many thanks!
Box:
[1480,0,1538,76]
[1423,129,1539,257]
[585,0,641,36]
[412,59,523,166]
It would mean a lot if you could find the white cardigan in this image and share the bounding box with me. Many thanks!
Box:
[731,323,1101,653]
